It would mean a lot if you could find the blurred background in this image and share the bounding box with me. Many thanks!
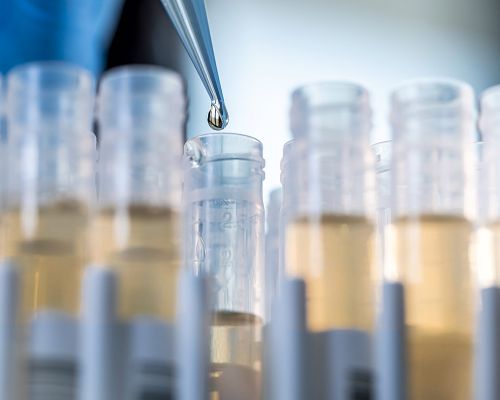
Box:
[2,0,500,198]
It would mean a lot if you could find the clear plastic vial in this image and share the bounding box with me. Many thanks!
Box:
[0,74,5,259]
[5,62,96,399]
[372,141,392,276]
[387,79,476,399]
[5,62,95,320]
[477,87,500,288]
[282,82,376,332]
[94,65,185,322]
[265,188,282,319]
[183,132,265,398]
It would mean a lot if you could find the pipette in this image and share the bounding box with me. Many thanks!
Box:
[161,0,229,130]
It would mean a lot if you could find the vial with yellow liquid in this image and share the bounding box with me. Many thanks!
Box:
[183,133,265,399]
[386,79,476,399]
[280,82,376,398]
[94,65,184,322]
[4,62,96,398]
[477,86,500,288]
[372,140,392,273]
[93,66,185,396]
[282,82,376,333]
[475,86,500,399]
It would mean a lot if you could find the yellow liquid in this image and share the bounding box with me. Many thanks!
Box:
[91,205,180,321]
[210,311,262,400]
[390,215,474,400]
[4,200,89,319]
[285,214,375,331]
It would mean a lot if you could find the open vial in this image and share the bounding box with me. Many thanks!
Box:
[5,61,96,399]
[183,132,265,399]
[94,65,185,398]
[386,79,476,399]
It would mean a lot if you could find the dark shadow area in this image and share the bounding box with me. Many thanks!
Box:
[106,0,183,73]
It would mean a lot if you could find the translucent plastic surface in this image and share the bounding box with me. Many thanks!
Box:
[390,79,475,218]
[265,188,281,319]
[290,81,371,140]
[478,87,500,287]
[286,214,375,331]
[389,215,474,399]
[4,62,95,399]
[387,79,476,399]
[372,141,392,279]
[94,65,185,322]
[282,82,376,332]
[0,75,4,260]
[183,132,265,397]
[5,201,89,317]
[5,62,95,319]
[92,206,180,320]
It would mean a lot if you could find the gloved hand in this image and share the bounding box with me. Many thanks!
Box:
[0,0,124,75]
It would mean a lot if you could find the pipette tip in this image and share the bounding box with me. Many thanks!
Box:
[207,103,228,130]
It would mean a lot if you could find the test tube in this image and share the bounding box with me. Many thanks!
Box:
[0,74,4,257]
[0,73,5,146]
[476,90,500,400]
[387,79,476,399]
[94,66,184,325]
[477,87,500,288]
[282,82,376,332]
[5,62,95,396]
[372,141,392,274]
[265,188,281,319]
[183,132,265,398]
[93,66,184,397]
[472,129,500,400]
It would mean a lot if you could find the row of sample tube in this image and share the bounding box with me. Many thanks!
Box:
[0,61,265,400]
[1,60,500,400]
[274,79,500,400]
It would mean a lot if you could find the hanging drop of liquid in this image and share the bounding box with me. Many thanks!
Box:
[208,103,228,130]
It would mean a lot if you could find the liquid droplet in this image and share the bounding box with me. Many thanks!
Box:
[207,103,228,130]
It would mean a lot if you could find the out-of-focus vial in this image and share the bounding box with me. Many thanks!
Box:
[387,79,476,400]
[94,65,184,322]
[5,61,96,398]
[372,140,392,279]
[475,90,500,400]
[477,87,500,288]
[94,66,185,398]
[0,74,4,259]
[0,73,5,151]
[282,82,376,333]
[183,132,265,399]
[265,188,281,319]
[282,82,376,399]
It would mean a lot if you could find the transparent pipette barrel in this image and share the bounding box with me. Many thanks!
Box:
[478,87,500,287]
[183,132,265,394]
[282,81,376,332]
[95,65,185,322]
[387,79,476,400]
[160,0,228,130]
[5,61,96,399]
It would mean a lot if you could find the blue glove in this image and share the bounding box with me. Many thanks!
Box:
[0,0,124,75]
